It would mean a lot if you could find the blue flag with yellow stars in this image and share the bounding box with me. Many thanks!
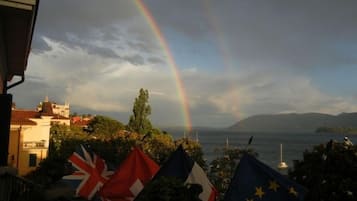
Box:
[224,154,306,201]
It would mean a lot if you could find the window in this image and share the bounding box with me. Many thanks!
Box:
[29,154,37,167]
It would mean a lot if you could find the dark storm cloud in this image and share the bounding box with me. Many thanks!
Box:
[147,57,164,64]
[32,0,160,59]
[35,0,137,36]
[126,41,156,53]
[10,80,66,109]
[146,0,357,70]
[122,55,145,66]
[144,0,211,39]
[85,45,118,58]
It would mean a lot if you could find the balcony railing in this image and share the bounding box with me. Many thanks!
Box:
[0,172,41,201]
[23,141,46,149]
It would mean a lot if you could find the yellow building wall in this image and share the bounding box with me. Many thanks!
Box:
[8,128,21,168]
[9,116,51,176]
[18,148,47,175]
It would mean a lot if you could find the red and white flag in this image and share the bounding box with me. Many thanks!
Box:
[100,147,159,201]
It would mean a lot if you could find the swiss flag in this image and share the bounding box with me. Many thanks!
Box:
[100,147,159,201]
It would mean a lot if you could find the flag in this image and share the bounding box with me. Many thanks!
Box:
[146,145,217,201]
[100,147,159,201]
[62,144,112,200]
[224,154,307,201]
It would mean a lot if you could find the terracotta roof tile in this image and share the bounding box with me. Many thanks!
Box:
[11,110,39,125]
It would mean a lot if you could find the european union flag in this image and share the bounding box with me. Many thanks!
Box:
[224,154,306,201]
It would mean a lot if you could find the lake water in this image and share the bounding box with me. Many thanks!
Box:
[164,128,357,170]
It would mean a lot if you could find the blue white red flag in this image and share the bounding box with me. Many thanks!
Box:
[63,144,112,200]
[100,147,159,201]
[147,145,218,201]
[224,154,306,201]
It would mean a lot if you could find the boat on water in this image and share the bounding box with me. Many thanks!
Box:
[277,144,288,170]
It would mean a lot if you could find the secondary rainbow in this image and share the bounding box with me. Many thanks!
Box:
[135,0,192,131]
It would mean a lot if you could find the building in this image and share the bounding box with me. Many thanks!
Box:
[0,1,40,199]
[0,0,39,167]
[38,96,70,118]
[9,110,52,175]
[71,114,93,129]
[8,100,70,175]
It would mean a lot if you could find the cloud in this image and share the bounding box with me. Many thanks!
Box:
[13,38,186,125]
[33,0,162,63]
[13,37,357,127]
[146,0,357,71]
[147,57,164,64]
[179,68,357,126]
[12,1,357,127]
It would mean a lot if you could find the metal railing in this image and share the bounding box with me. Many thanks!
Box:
[0,173,41,201]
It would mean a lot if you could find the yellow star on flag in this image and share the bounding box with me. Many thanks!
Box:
[289,187,298,197]
[255,186,265,199]
[268,180,280,192]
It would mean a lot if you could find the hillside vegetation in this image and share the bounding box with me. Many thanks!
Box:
[229,112,357,132]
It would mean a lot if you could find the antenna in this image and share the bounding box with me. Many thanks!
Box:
[226,137,229,149]
[280,144,283,162]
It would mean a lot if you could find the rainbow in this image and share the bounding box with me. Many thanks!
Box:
[202,0,242,120]
[134,0,192,131]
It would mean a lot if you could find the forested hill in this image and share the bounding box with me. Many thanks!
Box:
[229,112,357,132]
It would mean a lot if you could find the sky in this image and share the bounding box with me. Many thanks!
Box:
[9,0,357,128]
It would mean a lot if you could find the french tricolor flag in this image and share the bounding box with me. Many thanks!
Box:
[150,145,218,201]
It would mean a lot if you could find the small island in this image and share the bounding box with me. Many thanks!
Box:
[315,126,357,135]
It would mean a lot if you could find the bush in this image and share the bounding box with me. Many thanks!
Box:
[289,141,357,201]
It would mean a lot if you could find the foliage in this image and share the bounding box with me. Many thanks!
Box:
[289,141,357,201]
[140,133,176,164]
[87,115,125,138]
[135,177,202,201]
[208,146,257,200]
[315,126,357,134]
[175,137,207,169]
[127,88,152,135]
[49,124,89,157]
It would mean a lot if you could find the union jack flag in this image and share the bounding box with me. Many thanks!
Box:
[63,144,113,200]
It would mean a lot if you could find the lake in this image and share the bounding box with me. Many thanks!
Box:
[164,128,357,170]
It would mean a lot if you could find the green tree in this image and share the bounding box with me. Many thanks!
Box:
[127,88,152,134]
[49,124,88,156]
[175,138,207,169]
[209,146,257,200]
[87,115,124,138]
[289,141,357,201]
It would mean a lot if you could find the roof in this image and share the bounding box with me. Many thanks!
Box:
[11,108,70,126]
[71,119,90,127]
[0,0,39,80]
[11,110,39,125]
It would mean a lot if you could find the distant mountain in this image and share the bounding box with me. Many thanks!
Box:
[229,112,357,132]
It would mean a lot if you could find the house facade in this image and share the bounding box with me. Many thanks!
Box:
[9,100,70,175]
